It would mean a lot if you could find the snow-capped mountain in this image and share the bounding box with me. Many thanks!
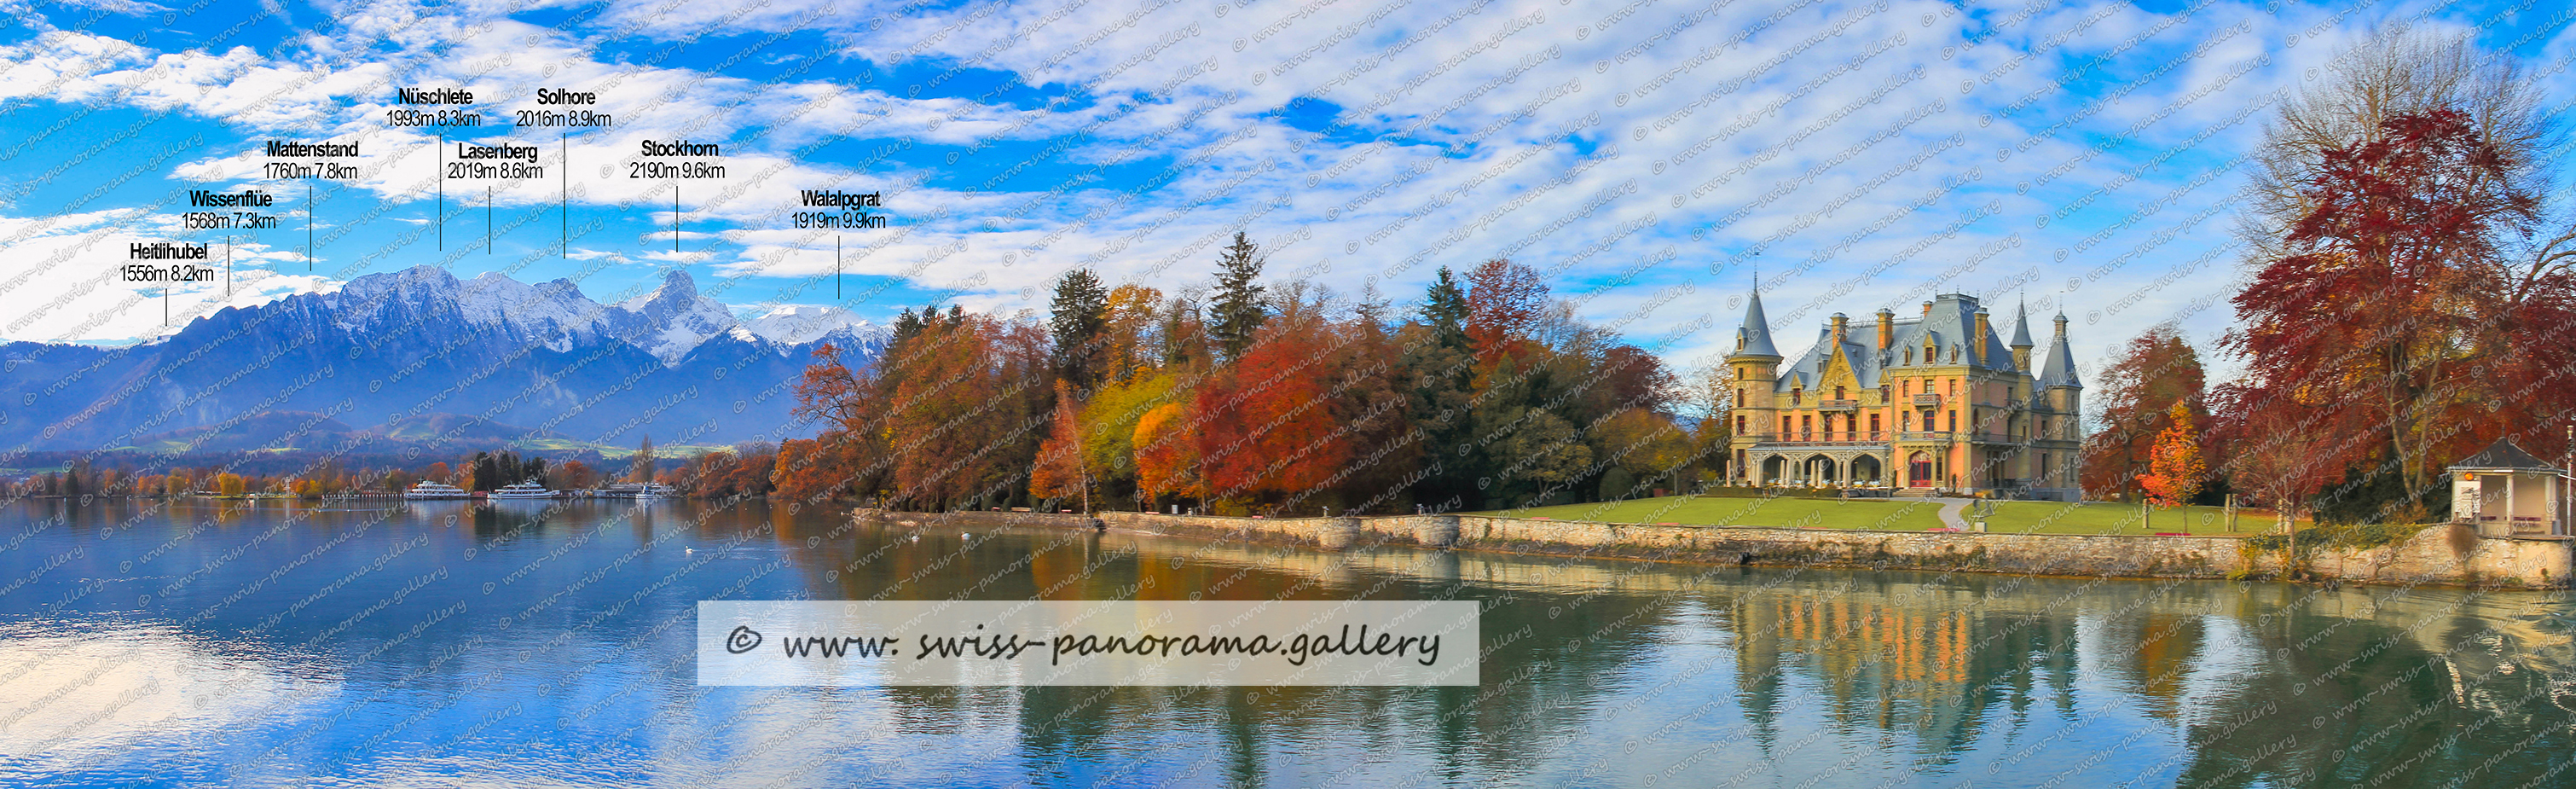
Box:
[612,269,746,363]
[0,265,888,452]
[742,305,882,347]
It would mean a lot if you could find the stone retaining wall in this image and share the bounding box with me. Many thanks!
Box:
[850,508,2574,589]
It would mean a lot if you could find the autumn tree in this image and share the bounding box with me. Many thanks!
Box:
[2081,327,2206,501]
[1080,371,1181,508]
[1194,322,1347,512]
[2137,403,2206,508]
[1030,380,1091,511]
[1133,402,1201,508]
[2219,26,2575,522]
[1102,284,1165,381]
[881,312,1050,510]
[2224,108,2538,519]
[773,436,854,503]
[553,459,599,491]
[1464,258,1547,357]
[1682,363,1735,482]
[790,342,894,503]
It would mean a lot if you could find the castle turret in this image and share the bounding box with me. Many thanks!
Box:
[2040,312,2083,415]
[1729,287,1780,362]
[2009,303,2035,372]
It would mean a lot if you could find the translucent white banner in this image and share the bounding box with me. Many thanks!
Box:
[697,600,1479,686]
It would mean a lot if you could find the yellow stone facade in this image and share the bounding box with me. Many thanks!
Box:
[1723,290,2082,500]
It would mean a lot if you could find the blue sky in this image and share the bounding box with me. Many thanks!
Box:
[1,0,2570,384]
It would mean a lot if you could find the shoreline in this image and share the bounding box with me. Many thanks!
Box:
[854,508,2576,590]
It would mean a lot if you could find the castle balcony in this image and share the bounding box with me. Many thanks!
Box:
[1899,432,1953,444]
[1818,399,1859,412]
[1912,393,1942,406]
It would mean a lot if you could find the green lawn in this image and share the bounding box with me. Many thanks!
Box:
[1480,493,2288,537]
[1980,501,2282,536]
[1486,495,1947,532]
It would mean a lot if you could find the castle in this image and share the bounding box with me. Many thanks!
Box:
[1722,288,2083,501]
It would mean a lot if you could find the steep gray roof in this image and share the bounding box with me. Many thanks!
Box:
[1770,293,2018,393]
[2009,303,2034,348]
[2452,438,2559,471]
[2039,312,2081,389]
[1728,290,1780,359]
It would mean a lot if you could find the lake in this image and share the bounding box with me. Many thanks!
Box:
[2,498,2571,787]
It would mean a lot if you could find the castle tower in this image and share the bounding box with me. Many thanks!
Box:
[2039,312,2083,415]
[2009,303,2035,372]
[1726,284,1783,481]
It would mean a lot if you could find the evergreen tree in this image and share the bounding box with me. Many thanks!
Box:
[1207,233,1267,361]
[1422,266,1468,351]
[470,451,498,492]
[1050,269,1111,388]
[891,308,923,344]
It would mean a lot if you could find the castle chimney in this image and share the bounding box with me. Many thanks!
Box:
[1876,308,1894,350]
[1972,308,1990,366]
[1830,313,1848,348]
[1921,300,1933,318]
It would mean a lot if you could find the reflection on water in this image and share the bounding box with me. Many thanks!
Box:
[0,498,2571,787]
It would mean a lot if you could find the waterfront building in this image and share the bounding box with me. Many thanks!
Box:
[2449,438,2570,537]
[1722,287,2082,500]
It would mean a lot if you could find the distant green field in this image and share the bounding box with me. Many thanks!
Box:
[514,438,732,458]
[1480,493,2286,537]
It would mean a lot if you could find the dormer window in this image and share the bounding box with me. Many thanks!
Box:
[1834,386,1846,400]
[1903,347,1913,365]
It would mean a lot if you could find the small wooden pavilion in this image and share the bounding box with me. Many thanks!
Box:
[2450,438,2569,538]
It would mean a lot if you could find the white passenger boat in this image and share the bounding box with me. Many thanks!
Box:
[596,483,678,499]
[489,482,557,499]
[404,481,472,500]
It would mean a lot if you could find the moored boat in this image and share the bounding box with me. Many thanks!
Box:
[489,482,557,499]
[405,481,472,500]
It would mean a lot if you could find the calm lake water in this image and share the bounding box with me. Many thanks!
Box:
[2,498,2572,787]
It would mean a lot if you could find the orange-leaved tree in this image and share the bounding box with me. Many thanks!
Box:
[1029,380,1091,511]
[1194,324,1347,511]
[1133,401,1201,508]
[2137,403,2205,508]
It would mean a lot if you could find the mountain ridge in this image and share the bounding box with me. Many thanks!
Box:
[0,266,885,453]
